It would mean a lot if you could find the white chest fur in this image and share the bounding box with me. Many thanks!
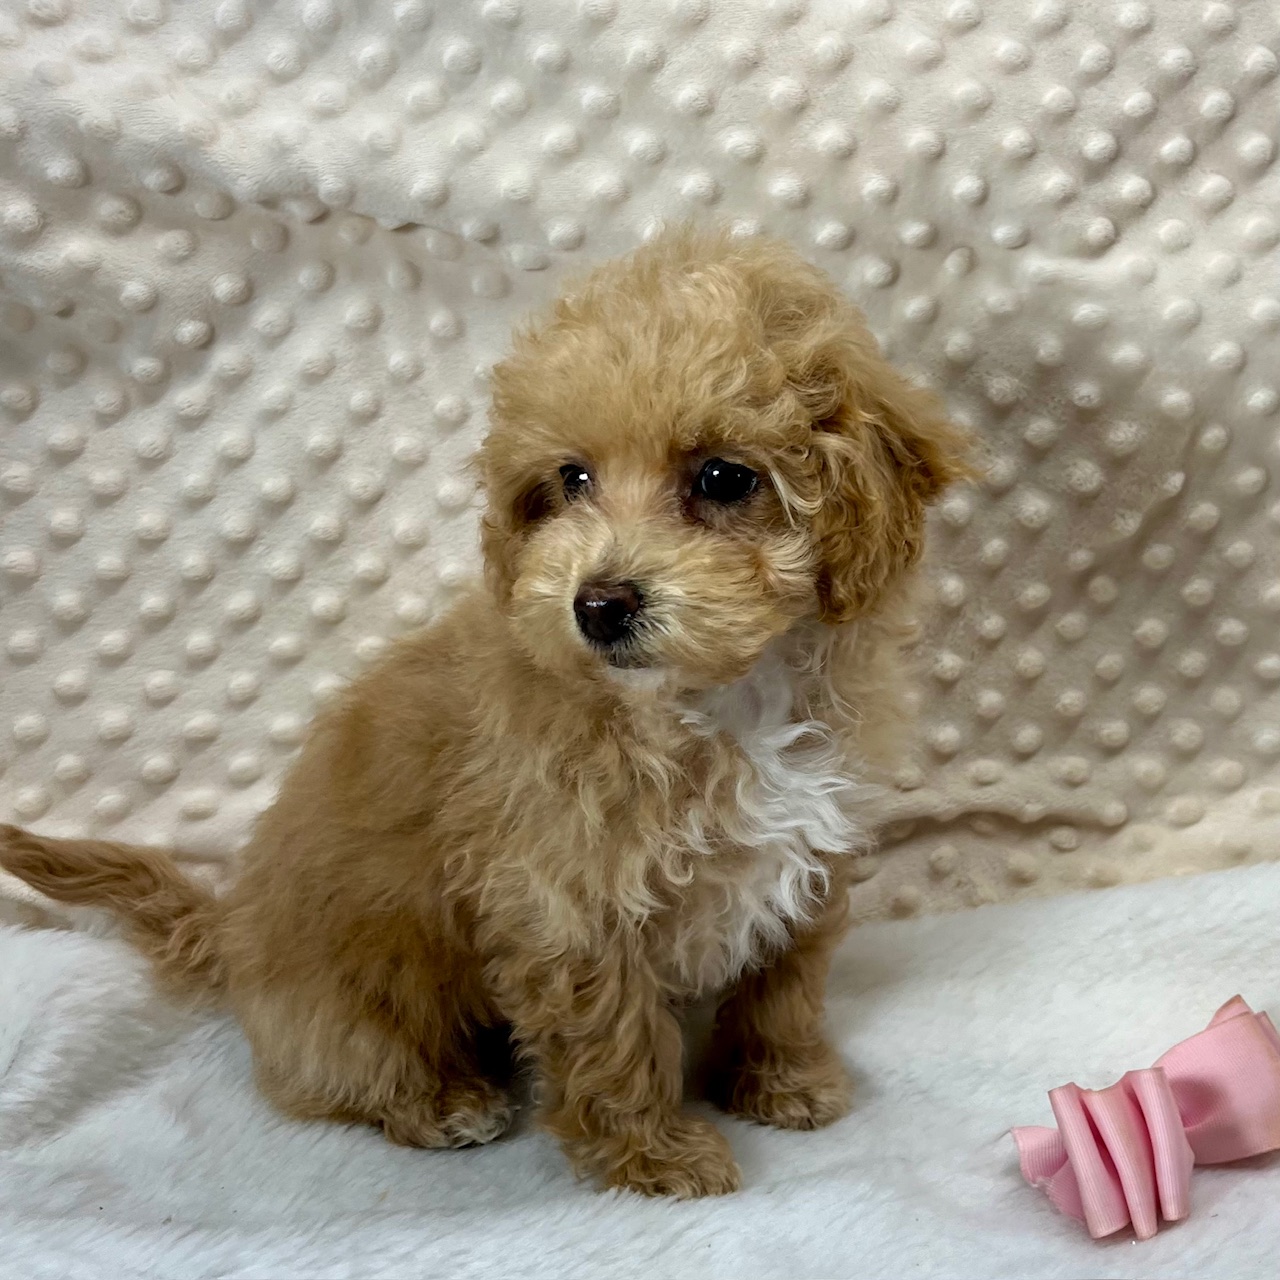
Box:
[669,637,879,992]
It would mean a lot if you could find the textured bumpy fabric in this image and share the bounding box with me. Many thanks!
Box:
[1,0,1279,917]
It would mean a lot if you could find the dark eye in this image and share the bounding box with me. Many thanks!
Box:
[559,463,591,501]
[694,458,758,504]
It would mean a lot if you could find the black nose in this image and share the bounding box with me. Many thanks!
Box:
[574,581,643,647]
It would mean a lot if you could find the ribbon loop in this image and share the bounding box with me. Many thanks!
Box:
[1012,997,1280,1240]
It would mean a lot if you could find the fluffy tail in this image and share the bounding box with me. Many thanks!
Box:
[0,823,225,998]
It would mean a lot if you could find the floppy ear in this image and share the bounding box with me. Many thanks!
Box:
[476,342,568,605]
[477,481,522,605]
[734,239,976,624]
[807,335,976,623]
[475,423,542,605]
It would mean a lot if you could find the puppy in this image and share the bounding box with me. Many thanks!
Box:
[0,227,971,1198]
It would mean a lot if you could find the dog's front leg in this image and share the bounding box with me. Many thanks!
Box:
[706,871,854,1130]
[499,942,741,1198]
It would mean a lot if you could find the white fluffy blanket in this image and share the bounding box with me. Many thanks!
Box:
[2,863,1277,1278]
[2,0,1279,916]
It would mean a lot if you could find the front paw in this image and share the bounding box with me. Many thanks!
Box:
[714,1042,853,1131]
[595,1115,742,1199]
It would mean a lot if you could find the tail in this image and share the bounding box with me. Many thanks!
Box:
[0,823,226,998]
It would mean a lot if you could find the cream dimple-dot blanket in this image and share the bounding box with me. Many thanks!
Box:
[0,1,1279,910]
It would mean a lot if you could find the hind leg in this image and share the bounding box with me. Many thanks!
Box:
[244,991,514,1148]
[378,1022,516,1149]
[231,937,515,1149]
[264,1054,514,1150]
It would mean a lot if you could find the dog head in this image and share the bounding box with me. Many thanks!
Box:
[479,227,973,690]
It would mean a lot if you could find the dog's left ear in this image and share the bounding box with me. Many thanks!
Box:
[739,242,977,624]
[808,332,976,624]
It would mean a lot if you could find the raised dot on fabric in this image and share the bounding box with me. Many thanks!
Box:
[391,435,428,467]
[267,551,303,583]
[351,551,389,587]
[257,473,293,506]
[813,220,853,251]
[1223,539,1256,569]
[727,124,762,163]
[1008,722,1042,756]
[1049,826,1081,853]
[393,514,429,549]
[1132,617,1170,650]
[268,634,305,665]
[530,37,570,73]
[1132,683,1167,716]
[974,689,1006,722]
[224,592,262,626]
[310,590,347,624]
[976,614,1007,643]
[1254,655,1280,683]
[933,651,965,684]
[1050,756,1091,788]
[179,790,220,821]
[1184,501,1221,533]
[1017,583,1052,613]
[227,753,263,786]
[54,757,93,794]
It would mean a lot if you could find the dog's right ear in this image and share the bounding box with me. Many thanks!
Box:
[476,350,562,605]
[476,432,529,605]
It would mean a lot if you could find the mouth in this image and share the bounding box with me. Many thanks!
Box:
[605,649,651,670]
[601,651,671,693]
[590,630,652,670]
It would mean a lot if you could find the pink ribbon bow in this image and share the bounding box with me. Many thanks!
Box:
[1011,996,1280,1240]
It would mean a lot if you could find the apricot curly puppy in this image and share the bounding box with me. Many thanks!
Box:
[0,227,971,1198]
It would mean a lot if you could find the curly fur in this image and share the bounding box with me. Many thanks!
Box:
[0,226,972,1198]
